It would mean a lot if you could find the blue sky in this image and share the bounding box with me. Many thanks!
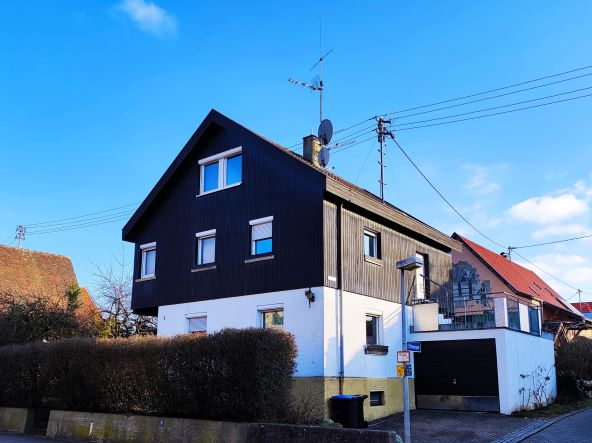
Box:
[1,1,592,303]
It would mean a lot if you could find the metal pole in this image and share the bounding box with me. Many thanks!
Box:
[400,268,411,443]
[378,118,385,201]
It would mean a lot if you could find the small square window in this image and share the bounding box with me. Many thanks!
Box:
[250,217,273,255]
[188,316,207,336]
[366,315,380,345]
[262,309,284,330]
[370,391,385,406]
[196,230,216,265]
[140,243,156,278]
[364,230,379,259]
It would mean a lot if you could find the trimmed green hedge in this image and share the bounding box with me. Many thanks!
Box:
[0,328,297,422]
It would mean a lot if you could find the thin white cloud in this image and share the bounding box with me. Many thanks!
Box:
[532,223,590,240]
[509,193,588,225]
[463,163,506,196]
[118,0,176,36]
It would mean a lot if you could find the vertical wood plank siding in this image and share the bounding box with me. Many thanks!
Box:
[129,122,326,314]
[325,203,452,303]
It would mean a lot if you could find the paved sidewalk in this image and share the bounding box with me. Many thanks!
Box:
[521,407,592,443]
[370,410,546,443]
[0,433,74,443]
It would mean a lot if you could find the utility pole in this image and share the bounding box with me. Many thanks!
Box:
[376,117,393,202]
[15,225,26,247]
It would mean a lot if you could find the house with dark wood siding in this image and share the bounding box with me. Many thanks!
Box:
[123,109,462,420]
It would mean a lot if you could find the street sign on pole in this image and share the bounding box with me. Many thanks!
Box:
[397,350,411,363]
[407,341,421,352]
[396,364,405,377]
[404,363,413,377]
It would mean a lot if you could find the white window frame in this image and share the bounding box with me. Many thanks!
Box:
[195,229,216,265]
[198,146,242,196]
[140,242,156,279]
[250,216,273,255]
[364,229,379,259]
[259,307,284,330]
[185,313,207,335]
[365,312,383,345]
[416,252,426,300]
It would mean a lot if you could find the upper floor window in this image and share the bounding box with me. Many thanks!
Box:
[250,216,273,255]
[140,242,156,278]
[364,229,380,259]
[199,147,242,195]
[195,229,216,266]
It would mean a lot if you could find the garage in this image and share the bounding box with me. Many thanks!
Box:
[414,339,500,412]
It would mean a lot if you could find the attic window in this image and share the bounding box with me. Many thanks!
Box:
[199,147,242,195]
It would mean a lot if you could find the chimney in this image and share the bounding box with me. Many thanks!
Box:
[303,135,321,168]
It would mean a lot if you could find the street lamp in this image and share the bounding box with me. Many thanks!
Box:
[396,255,423,443]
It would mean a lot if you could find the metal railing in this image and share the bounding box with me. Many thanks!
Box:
[408,275,541,335]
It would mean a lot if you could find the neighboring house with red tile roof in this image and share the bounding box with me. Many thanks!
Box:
[572,302,592,319]
[451,233,583,324]
[0,245,97,318]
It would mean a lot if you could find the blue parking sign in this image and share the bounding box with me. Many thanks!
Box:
[407,341,421,352]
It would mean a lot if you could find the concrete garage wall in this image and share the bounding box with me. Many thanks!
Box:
[496,328,556,413]
[47,410,397,443]
[411,328,556,415]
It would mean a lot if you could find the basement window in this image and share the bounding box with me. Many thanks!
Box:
[140,242,156,279]
[187,315,207,336]
[199,147,242,195]
[261,309,284,330]
[370,391,385,406]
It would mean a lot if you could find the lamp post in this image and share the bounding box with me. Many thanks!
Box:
[396,256,423,443]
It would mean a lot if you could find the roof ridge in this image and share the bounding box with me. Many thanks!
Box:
[0,244,71,261]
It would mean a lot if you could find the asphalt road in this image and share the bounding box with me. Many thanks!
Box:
[522,407,592,443]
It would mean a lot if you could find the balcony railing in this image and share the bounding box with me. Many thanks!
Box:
[409,276,541,336]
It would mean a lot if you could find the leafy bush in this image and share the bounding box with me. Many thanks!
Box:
[0,328,297,422]
[555,336,592,402]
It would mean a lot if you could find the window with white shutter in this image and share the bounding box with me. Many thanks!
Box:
[250,216,273,255]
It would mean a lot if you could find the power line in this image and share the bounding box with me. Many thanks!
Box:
[332,134,377,155]
[354,141,376,184]
[384,64,592,116]
[393,85,592,128]
[389,72,592,121]
[512,233,592,249]
[25,209,136,230]
[25,202,140,227]
[391,137,592,297]
[396,92,592,132]
[27,214,133,235]
[391,138,505,249]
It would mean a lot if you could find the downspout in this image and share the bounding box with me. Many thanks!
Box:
[337,203,345,394]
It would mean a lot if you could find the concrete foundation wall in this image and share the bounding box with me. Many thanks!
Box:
[47,410,397,443]
[0,407,33,434]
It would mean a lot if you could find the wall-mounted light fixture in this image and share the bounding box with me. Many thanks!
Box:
[305,288,315,307]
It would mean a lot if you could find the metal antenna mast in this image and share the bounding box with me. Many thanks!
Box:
[15,225,26,247]
[288,19,333,123]
[376,117,393,202]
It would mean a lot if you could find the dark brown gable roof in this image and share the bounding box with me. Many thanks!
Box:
[122,109,460,251]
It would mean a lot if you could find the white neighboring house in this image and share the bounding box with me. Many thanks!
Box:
[122,110,556,420]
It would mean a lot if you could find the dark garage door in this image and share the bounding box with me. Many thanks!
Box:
[414,339,499,412]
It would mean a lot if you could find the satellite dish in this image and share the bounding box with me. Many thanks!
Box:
[318,119,333,146]
[318,147,330,168]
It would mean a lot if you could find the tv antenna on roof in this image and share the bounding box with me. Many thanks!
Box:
[288,19,334,124]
